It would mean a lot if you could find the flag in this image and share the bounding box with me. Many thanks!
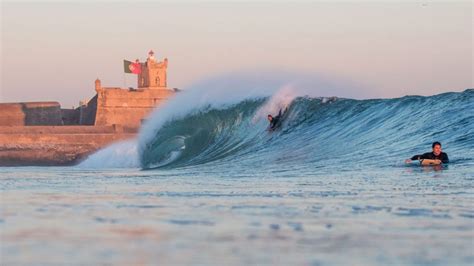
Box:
[123,60,141,74]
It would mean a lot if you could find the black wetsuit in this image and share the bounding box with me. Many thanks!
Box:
[269,115,281,130]
[411,152,449,163]
[269,109,283,130]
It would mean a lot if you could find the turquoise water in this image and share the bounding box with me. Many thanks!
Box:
[1,89,473,265]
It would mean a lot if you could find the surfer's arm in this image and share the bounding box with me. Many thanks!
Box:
[405,154,423,163]
[411,152,433,161]
[273,110,282,121]
[410,155,422,161]
[441,154,449,163]
[420,159,442,165]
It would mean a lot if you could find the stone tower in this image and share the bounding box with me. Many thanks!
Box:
[138,50,168,89]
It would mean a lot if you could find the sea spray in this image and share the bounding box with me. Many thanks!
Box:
[77,139,140,168]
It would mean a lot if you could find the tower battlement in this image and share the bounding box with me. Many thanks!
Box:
[138,50,168,89]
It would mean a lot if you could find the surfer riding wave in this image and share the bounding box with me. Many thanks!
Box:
[267,108,288,131]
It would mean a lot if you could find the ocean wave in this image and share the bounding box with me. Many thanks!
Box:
[139,88,474,169]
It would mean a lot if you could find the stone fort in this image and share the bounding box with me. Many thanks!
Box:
[0,50,175,128]
[0,51,177,165]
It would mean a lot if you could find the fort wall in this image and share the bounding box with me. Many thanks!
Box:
[79,94,98,125]
[94,87,174,127]
[0,102,63,126]
[0,125,137,134]
[0,126,138,166]
[61,109,80,125]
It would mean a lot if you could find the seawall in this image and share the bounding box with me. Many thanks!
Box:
[0,126,137,166]
[0,102,63,126]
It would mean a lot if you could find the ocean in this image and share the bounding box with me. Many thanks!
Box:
[1,88,473,265]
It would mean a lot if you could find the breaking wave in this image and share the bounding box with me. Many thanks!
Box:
[138,88,474,170]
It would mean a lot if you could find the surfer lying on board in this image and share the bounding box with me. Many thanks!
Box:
[405,141,449,165]
[267,108,287,131]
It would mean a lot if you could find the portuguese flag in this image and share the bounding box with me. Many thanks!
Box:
[123,60,141,74]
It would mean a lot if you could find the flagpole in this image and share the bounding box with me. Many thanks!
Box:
[123,73,127,88]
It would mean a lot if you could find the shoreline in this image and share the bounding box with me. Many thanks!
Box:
[0,125,137,166]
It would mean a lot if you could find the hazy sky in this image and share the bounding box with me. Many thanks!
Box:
[1,1,472,107]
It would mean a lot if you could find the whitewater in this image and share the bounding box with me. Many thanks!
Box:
[1,85,473,265]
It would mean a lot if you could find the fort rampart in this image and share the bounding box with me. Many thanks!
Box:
[0,51,175,166]
[0,125,137,166]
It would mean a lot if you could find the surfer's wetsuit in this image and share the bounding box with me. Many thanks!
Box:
[269,109,283,130]
[411,152,449,163]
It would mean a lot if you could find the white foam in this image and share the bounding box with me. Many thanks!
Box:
[252,86,298,123]
[76,139,140,169]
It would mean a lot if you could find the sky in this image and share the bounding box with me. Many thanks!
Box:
[1,1,472,107]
